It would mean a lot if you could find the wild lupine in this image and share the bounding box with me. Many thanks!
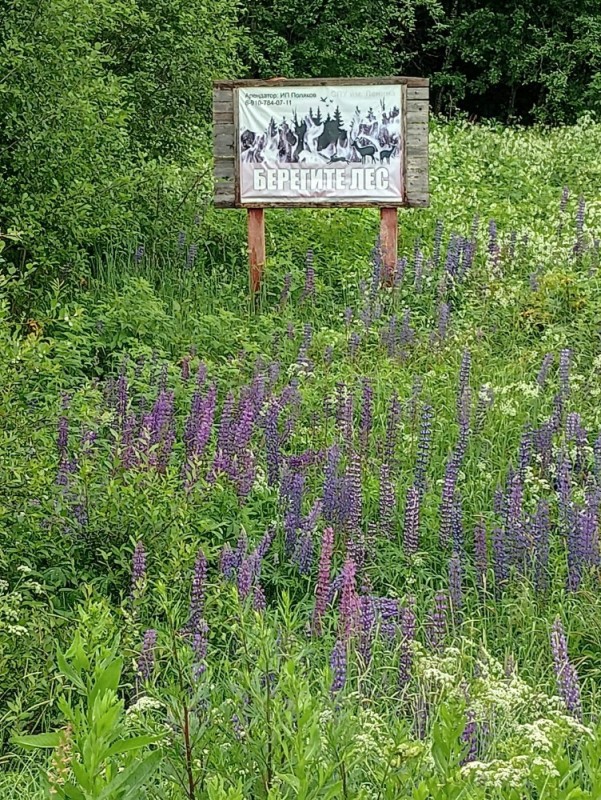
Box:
[283,472,304,555]
[456,389,471,463]
[439,454,459,547]
[189,550,207,632]
[449,551,463,617]
[346,451,363,535]
[302,250,316,300]
[399,309,415,357]
[550,617,582,719]
[559,349,571,397]
[253,583,267,612]
[359,379,373,455]
[461,710,479,764]
[57,411,69,460]
[358,595,377,666]
[137,629,157,682]
[398,597,417,687]
[186,243,198,268]
[474,519,487,596]
[348,331,361,358]
[131,541,146,597]
[444,234,461,277]
[457,350,471,417]
[220,544,236,580]
[474,385,494,434]
[414,404,433,497]
[435,301,450,344]
[237,557,254,600]
[506,473,526,568]
[377,597,399,641]
[414,249,424,291]
[451,494,464,554]
[382,314,398,357]
[134,244,145,263]
[403,485,420,556]
[295,531,313,575]
[177,230,186,250]
[312,527,335,635]
[324,345,334,366]
[384,392,401,465]
[427,591,448,650]
[180,356,190,382]
[536,352,554,387]
[557,452,573,538]
[330,639,347,694]
[323,445,341,523]
[378,462,395,540]
[339,557,359,641]
[517,426,533,482]
[278,272,292,310]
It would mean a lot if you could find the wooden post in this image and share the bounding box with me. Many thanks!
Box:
[379,207,398,284]
[247,208,265,294]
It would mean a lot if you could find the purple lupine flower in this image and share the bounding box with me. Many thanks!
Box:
[324,345,334,366]
[377,597,399,641]
[506,473,526,568]
[461,710,479,764]
[451,494,464,554]
[253,583,267,612]
[473,385,493,435]
[339,557,359,642]
[181,356,191,382]
[344,307,353,328]
[574,196,586,256]
[264,400,281,487]
[414,404,433,497]
[533,499,550,591]
[414,249,424,291]
[283,472,304,555]
[449,551,463,617]
[295,531,314,575]
[457,350,471,417]
[196,362,207,389]
[384,392,401,465]
[322,446,341,524]
[279,272,292,310]
[358,595,377,666]
[234,531,248,569]
[131,541,146,597]
[237,557,254,600]
[444,234,461,277]
[427,592,448,650]
[346,452,362,535]
[398,596,417,687]
[57,413,69,459]
[559,349,571,397]
[439,454,459,547]
[492,527,509,591]
[177,230,186,250]
[330,639,347,694]
[348,331,361,358]
[359,379,373,455]
[435,301,450,344]
[433,220,444,266]
[116,372,128,425]
[517,425,533,482]
[382,314,398,357]
[186,243,198,268]
[189,550,207,632]
[550,617,582,719]
[474,519,487,597]
[536,353,554,387]
[134,244,145,263]
[560,186,570,214]
[488,220,500,272]
[378,462,395,540]
[399,309,415,358]
[137,629,157,682]
[313,527,334,635]
[403,485,420,556]
[220,544,236,580]
[557,452,573,539]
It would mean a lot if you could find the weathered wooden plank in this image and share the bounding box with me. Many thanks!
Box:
[214,76,428,89]
[215,123,234,138]
[214,135,234,156]
[407,87,429,101]
[214,161,235,179]
[214,88,233,104]
[213,111,234,124]
[213,100,233,115]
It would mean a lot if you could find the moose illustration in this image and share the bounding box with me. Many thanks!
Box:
[352,139,377,164]
[379,144,396,163]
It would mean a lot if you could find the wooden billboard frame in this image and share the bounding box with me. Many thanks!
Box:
[212,76,429,292]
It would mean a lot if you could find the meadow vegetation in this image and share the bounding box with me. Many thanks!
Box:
[0,117,600,798]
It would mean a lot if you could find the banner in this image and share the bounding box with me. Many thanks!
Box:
[238,84,404,204]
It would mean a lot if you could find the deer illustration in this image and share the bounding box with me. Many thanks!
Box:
[379,144,396,163]
[352,140,377,164]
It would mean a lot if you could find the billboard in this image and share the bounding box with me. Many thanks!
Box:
[237,84,404,205]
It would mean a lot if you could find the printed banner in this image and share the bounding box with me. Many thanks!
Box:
[238,84,404,204]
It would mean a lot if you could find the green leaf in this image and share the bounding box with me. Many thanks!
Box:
[106,733,163,757]
[98,749,161,800]
[12,732,62,749]
[57,647,85,691]
[89,656,123,707]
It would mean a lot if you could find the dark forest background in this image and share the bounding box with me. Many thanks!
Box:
[0,0,599,283]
